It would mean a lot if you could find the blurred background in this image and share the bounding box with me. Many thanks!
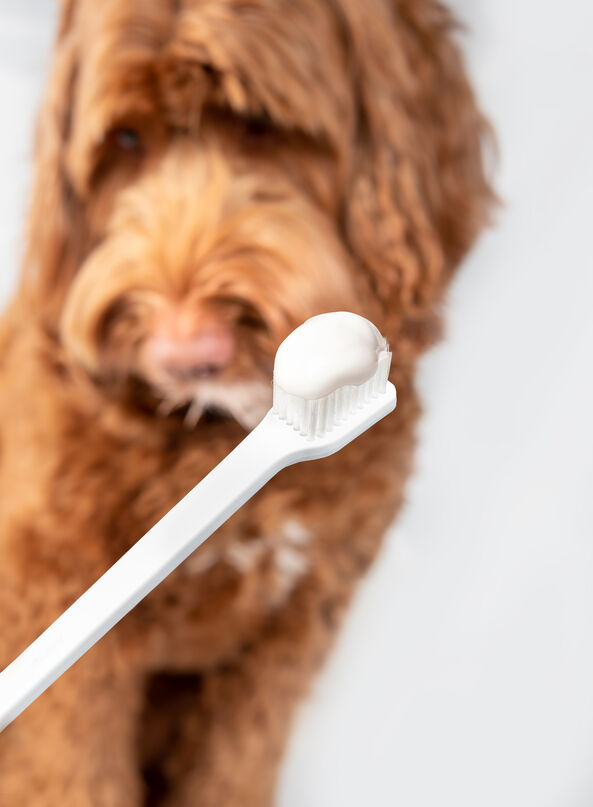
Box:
[1,2,592,805]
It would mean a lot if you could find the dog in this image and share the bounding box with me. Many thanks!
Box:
[0,0,493,804]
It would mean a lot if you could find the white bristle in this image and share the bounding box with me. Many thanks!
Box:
[273,348,392,439]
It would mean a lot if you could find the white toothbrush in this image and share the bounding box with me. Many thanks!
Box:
[0,312,396,731]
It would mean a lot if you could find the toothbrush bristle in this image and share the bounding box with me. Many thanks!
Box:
[273,350,391,439]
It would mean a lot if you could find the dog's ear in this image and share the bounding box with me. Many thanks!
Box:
[340,0,494,354]
[21,0,86,319]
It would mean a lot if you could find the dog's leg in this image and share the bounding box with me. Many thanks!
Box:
[0,637,145,807]
[160,580,348,807]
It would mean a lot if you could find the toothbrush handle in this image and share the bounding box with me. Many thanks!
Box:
[0,414,290,732]
[0,379,396,732]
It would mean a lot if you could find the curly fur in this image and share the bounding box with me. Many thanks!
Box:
[0,0,493,804]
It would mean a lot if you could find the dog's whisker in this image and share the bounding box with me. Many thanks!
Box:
[184,397,205,429]
[156,397,178,417]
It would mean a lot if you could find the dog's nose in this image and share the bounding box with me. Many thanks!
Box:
[144,316,235,381]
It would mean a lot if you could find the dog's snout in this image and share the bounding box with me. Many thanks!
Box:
[149,330,235,378]
[143,308,236,382]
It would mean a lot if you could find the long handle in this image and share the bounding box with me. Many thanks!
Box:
[0,415,287,732]
[0,379,396,732]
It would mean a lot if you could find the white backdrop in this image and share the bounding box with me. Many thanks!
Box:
[1,2,592,806]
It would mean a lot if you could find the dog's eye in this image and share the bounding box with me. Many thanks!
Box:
[91,125,148,188]
[113,127,142,152]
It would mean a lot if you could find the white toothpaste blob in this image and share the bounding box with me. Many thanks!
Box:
[272,312,392,437]
[274,312,388,399]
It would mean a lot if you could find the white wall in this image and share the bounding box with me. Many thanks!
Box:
[0,0,55,301]
[1,2,591,806]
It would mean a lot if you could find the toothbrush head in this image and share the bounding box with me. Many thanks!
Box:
[272,312,392,439]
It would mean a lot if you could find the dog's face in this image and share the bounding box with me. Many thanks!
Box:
[56,0,366,428]
[25,0,492,428]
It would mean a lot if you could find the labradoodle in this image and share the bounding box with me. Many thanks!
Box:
[0,0,492,804]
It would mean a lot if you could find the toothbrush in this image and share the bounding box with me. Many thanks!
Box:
[0,311,396,731]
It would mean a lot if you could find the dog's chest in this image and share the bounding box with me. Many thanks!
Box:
[181,518,312,607]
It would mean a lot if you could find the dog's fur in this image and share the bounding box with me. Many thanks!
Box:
[0,0,493,804]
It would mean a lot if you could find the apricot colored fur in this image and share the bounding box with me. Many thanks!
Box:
[0,0,493,804]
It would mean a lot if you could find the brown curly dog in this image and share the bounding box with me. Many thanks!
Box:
[0,0,493,804]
